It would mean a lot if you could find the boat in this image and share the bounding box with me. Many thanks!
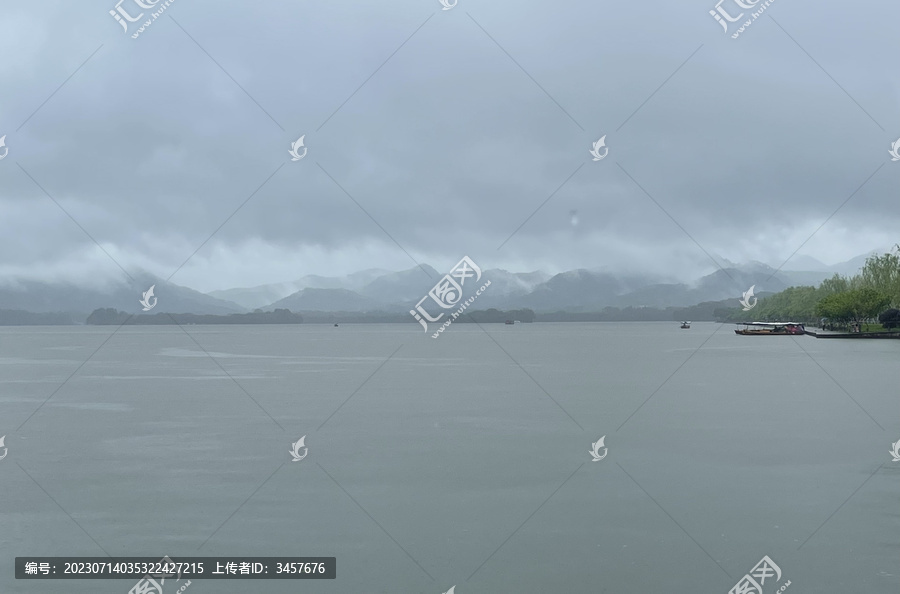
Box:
[734,321,805,335]
[505,320,515,325]
[680,321,691,329]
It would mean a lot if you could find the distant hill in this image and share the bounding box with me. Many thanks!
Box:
[262,266,551,313]
[0,275,244,316]
[254,256,885,314]
[464,269,550,309]
[267,288,386,312]
[781,254,829,271]
[511,269,657,311]
[827,250,887,277]
[611,264,826,309]
[3,249,890,323]
[208,268,391,310]
[356,265,440,305]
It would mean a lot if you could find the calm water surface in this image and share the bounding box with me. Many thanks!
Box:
[1,323,898,593]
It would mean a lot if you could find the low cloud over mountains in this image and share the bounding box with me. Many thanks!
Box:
[0,250,882,317]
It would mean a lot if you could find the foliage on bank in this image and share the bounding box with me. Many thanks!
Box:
[715,245,900,327]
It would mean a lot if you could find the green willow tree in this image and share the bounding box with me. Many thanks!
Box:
[857,245,900,307]
[819,273,851,295]
[815,288,891,330]
[850,287,892,329]
[815,292,851,326]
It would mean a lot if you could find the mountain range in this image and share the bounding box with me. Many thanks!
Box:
[0,275,241,316]
[0,250,887,318]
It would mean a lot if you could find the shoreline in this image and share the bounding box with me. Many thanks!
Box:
[803,329,900,339]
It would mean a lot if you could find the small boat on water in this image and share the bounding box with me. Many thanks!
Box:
[680,321,691,329]
[505,320,515,325]
[734,321,805,335]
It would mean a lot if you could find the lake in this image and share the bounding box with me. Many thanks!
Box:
[1,322,898,593]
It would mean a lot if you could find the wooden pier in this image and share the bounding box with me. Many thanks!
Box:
[803,330,900,339]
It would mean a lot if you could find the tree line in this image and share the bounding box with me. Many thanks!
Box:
[86,308,303,325]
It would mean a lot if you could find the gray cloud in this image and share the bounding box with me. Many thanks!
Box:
[1,0,898,292]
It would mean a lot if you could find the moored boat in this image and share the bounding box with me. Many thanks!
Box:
[680,321,691,329]
[734,322,805,335]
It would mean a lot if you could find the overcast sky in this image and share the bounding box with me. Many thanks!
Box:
[1,0,898,292]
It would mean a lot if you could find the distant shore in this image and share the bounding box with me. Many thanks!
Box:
[0,304,721,326]
[84,308,303,325]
